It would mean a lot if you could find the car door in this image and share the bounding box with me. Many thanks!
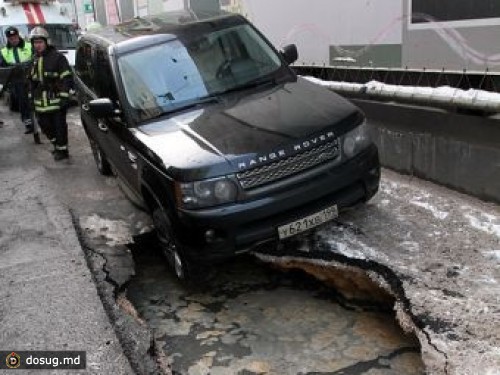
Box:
[77,41,124,178]
[76,41,101,144]
[93,47,141,197]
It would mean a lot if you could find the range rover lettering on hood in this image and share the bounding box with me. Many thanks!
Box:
[237,131,336,170]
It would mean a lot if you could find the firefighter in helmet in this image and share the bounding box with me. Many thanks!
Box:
[0,26,34,134]
[28,26,72,160]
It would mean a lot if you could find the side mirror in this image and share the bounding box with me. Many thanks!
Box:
[88,98,116,118]
[281,44,298,65]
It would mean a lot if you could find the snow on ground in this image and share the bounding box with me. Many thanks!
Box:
[315,225,382,260]
[80,214,134,247]
[379,177,500,239]
[463,211,500,239]
[483,250,500,262]
[409,196,449,220]
[380,179,452,221]
[264,168,500,374]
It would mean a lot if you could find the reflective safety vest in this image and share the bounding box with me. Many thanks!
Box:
[1,41,33,65]
[29,46,72,113]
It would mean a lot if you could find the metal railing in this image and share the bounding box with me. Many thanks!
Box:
[293,65,500,114]
[293,65,500,93]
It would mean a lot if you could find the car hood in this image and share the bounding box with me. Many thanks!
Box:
[134,77,362,181]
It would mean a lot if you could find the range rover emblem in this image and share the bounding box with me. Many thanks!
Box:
[237,131,336,170]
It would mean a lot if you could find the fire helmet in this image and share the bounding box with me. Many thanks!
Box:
[29,26,50,44]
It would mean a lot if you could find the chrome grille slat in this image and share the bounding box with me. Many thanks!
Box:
[237,140,340,189]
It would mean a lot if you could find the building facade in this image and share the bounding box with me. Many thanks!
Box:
[222,0,500,72]
[74,0,500,72]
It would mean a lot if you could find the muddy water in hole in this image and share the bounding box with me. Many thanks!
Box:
[127,236,425,375]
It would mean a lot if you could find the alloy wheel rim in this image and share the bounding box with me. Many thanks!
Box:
[173,251,184,279]
[153,210,183,279]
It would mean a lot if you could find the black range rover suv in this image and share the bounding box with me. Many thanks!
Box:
[75,9,380,282]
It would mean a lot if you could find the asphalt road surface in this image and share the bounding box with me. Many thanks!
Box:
[2,104,498,374]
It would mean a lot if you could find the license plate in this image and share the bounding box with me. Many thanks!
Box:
[278,204,338,239]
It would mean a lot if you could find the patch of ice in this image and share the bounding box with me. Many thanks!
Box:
[464,213,500,238]
[80,214,133,246]
[324,239,368,259]
[483,213,498,222]
[316,226,388,262]
[483,250,500,262]
[409,199,449,220]
[476,276,498,285]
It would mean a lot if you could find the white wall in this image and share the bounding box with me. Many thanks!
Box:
[236,0,403,65]
[163,0,185,11]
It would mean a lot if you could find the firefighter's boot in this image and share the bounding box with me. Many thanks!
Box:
[53,149,69,161]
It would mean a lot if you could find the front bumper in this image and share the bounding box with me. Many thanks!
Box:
[175,144,380,262]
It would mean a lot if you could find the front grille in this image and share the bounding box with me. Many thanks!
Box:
[237,140,340,189]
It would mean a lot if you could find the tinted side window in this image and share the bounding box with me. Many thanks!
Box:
[75,42,95,90]
[94,48,118,100]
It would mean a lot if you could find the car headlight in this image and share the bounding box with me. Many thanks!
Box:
[342,121,371,158]
[177,176,238,209]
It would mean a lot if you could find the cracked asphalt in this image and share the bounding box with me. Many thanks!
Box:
[126,233,423,374]
[255,171,500,374]
[1,103,499,374]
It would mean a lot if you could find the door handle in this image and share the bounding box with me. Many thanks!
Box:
[81,103,89,111]
[128,151,138,170]
[98,121,108,132]
[127,151,137,163]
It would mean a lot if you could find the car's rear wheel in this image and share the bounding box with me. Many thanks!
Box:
[152,207,200,284]
[88,137,113,176]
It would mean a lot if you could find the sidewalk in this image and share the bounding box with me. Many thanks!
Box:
[0,110,134,373]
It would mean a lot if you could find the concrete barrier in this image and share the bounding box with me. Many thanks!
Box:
[353,99,500,204]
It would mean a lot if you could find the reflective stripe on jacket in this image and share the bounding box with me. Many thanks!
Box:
[29,46,72,113]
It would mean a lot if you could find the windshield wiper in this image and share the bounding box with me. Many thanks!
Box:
[214,76,277,96]
[147,95,220,120]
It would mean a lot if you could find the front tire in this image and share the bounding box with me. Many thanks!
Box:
[152,207,198,284]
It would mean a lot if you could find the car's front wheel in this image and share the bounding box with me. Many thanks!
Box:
[152,207,199,284]
[88,137,113,176]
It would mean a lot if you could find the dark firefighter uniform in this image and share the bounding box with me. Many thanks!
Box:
[29,44,72,159]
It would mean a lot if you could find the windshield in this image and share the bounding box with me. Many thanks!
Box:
[117,23,284,121]
[0,24,78,49]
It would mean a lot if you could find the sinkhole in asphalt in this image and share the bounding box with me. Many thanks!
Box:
[126,232,425,375]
